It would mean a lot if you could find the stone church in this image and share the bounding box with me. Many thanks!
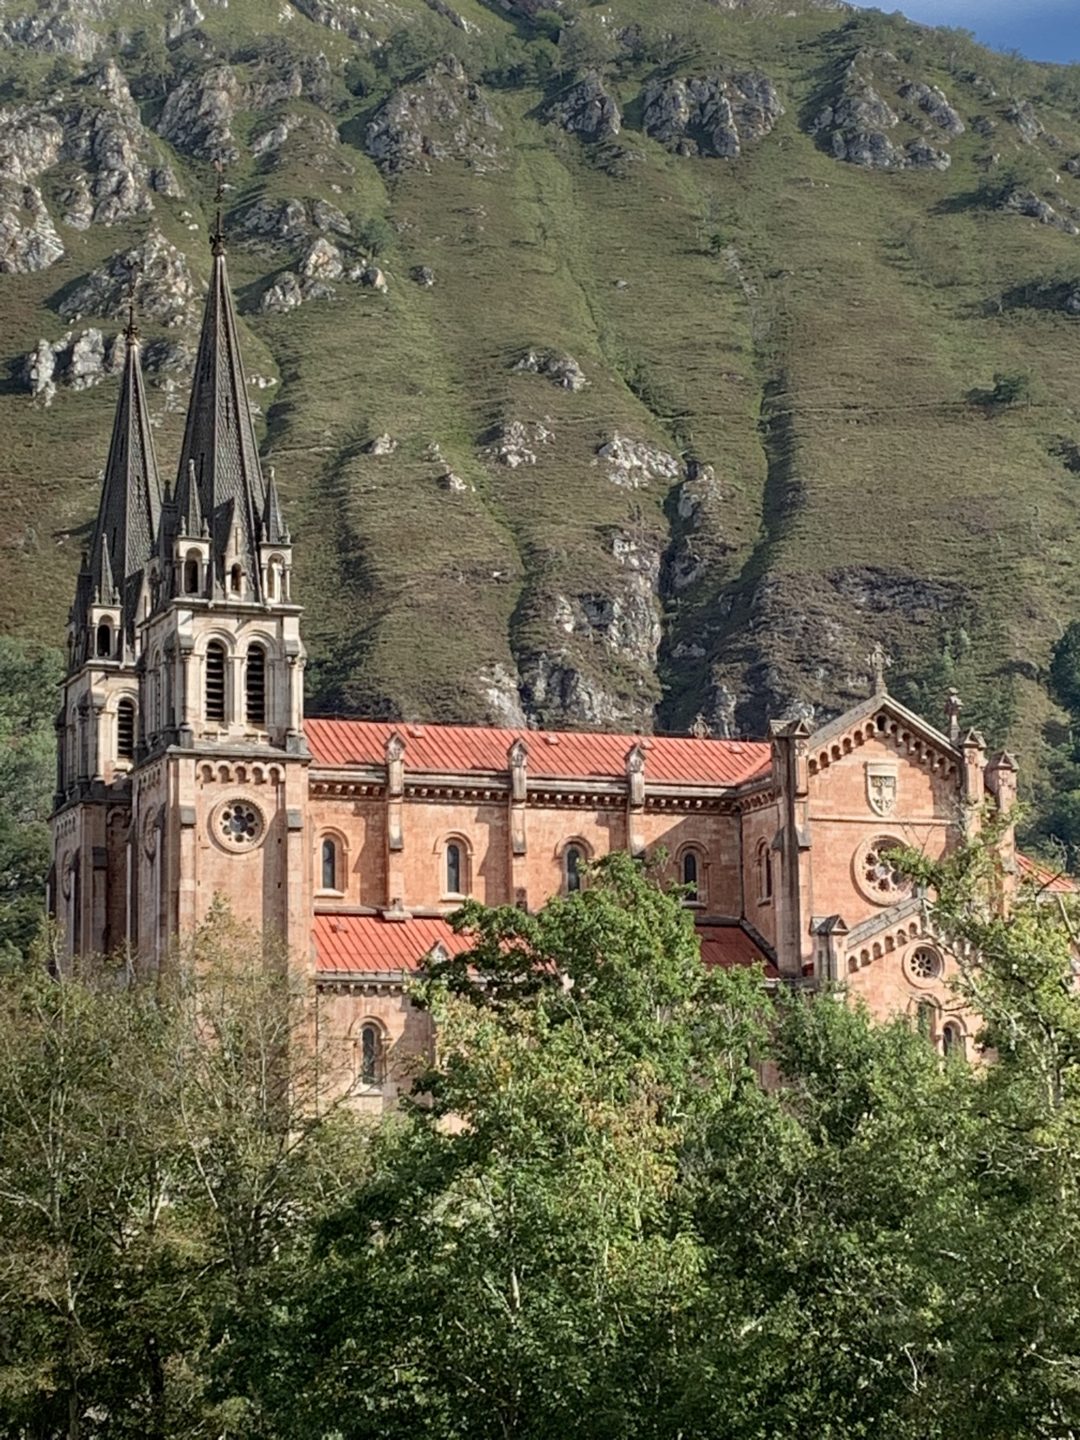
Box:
[50,228,1056,1107]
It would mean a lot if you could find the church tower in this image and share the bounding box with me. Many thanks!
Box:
[53,222,310,970]
[52,312,162,958]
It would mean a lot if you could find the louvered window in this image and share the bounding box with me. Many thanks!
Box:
[205,642,226,722]
[184,557,200,594]
[246,644,266,726]
[117,700,135,760]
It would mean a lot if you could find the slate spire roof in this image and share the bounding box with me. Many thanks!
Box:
[172,226,266,599]
[73,320,162,660]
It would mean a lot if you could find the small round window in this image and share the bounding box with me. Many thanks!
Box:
[908,946,943,983]
[214,799,264,850]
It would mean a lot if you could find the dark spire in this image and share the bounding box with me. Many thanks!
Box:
[178,459,205,539]
[74,323,162,663]
[174,203,267,600]
[262,466,288,545]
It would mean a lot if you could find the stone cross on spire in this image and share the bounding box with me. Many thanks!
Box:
[867,641,892,695]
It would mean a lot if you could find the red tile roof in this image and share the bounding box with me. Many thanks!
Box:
[305,719,772,788]
[314,913,774,977]
[1017,853,1077,895]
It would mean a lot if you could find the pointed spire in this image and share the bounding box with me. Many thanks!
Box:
[73,324,163,665]
[174,197,267,600]
[180,459,204,539]
[261,466,288,545]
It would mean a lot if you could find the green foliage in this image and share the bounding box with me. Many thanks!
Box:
[0,638,63,964]
[353,215,395,258]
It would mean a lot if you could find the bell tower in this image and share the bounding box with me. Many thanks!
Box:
[53,217,311,970]
[52,314,162,959]
[131,218,309,969]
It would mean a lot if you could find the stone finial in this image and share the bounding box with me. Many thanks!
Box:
[866,641,892,695]
[508,738,527,803]
[690,713,710,739]
[626,742,646,808]
[946,689,961,745]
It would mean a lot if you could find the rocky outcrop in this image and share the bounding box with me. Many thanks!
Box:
[0,183,63,272]
[898,81,964,137]
[235,195,352,256]
[364,57,502,173]
[251,111,339,165]
[595,434,679,488]
[489,419,554,467]
[643,70,783,158]
[22,327,121,403]
[812,51,956,170]
[545,71,621,142]
[58,231,197,327]
[1006,101,1043,145]
[0,0,104,59]
[286,0,375,43]
[158,64,240,162]
[1001,188,1079,236]
[513,348,587,391]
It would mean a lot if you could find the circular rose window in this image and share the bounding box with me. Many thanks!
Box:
[907,946,943,984]
[856,836,910,905]
[213,798,265,851]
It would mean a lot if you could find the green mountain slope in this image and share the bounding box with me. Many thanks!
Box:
[4,0,1080,810]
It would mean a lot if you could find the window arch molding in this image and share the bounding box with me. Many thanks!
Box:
[559,837,592,895]
[352,1017,387,1089]
[316,830,349,895]
[941,1019,966,1061]
[437,834,472,899]
[755,838,774,904]
[676,844,707,906]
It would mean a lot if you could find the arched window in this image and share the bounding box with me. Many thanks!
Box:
[117,699,135,760]
[184,554,200,594]
[230,563,243,595]
[942,1022,964,1060]
[916,1001,936,1042]
[681,849,702,902]
[205,642,226,722]
[96,622,112,659]
[245,643,266,726]
[757,840,773,902]
[320,836,339,892]
[565,844,584,894]
[446,841,463,896]
[359,1022,382,1086]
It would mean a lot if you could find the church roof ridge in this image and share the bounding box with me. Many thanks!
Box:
[808,691,960,759]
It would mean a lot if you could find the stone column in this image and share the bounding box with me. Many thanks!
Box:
[626,743,646,858]
[385,732,406,910]
[508,739,528,907]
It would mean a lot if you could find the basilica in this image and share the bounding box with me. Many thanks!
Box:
[50,226,1054,1107]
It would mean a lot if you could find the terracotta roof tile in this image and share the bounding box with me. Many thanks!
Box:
[1017,852,1077,895]
[314,913,776,978]
[305,719,771,788]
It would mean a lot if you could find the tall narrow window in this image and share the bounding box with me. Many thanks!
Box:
[96,622,112,659]
[230,564,243,595]
[246,644,266,726]
[184,555,200,594]
[917,1001,935,1041]
[359,1023,381,1086]
[566,845,583,894]
[446,842,462,896]
[757,841,773,902]
[321,837,338,891]
[205,642,226,722]
[942,1023,964,1060]
[117,699,135,760]
[682,850,699,901]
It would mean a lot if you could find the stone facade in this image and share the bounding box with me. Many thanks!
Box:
[51,235,1034,1114]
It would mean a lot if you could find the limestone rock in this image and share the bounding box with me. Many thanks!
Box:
[287,0,375,43]
[478,663,527,727]
[236,196,310,245]
[489,419,553,467]
[58,231,197,328]
[595,434,679,488]
[0,107,63,182]
[1007,101,1043,145]
[0,183,63,272]
[643,69,782,158]
[0,0,103,60]
[260,271,305,313]
[359,264,387,292]
[898,81,964,136]
[22,326,124,402]
[410,264,436,287]
[546,70,621,142]
[365,433,398,455]
[364,56,502,174]
[513,348,586,391]
[158,64,240,162]
[1002,187,1079,235]
[437,470,468,492]
[299,236,343,281]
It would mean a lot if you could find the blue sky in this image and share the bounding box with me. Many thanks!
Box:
[895,1,1080,63]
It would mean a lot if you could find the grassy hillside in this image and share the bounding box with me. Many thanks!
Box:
[4,0,1080,829]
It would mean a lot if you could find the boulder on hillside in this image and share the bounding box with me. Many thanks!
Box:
[0,182,64,272]
[545,71,621,142]
[513,348,587,391]
[364,56,502,173]
[643,69,783,157]
[157,63,240,162]
[1006,100,1043,145]
[898,80,964,136]
[595,434,679,488]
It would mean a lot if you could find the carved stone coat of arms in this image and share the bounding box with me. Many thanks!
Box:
[866,763,898,818]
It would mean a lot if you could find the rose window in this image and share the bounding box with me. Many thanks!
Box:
[908,947,942,981]
[217,800,263,849]
[862,838,907,899]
